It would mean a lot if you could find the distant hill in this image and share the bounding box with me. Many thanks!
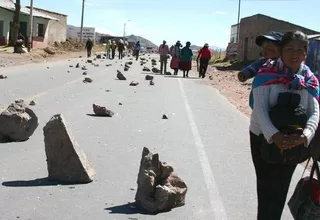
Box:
[125,35,158,48]
[190,44,225,51]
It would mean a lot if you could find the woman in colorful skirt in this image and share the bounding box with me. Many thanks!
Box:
[170,41,182,75]
[179,41,193,78]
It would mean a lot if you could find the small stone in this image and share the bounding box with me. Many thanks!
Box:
[29,100,36,106]
[83,71,87,75]
[145,75,154,80]
[143,67,150,72]
[149,80,155,86]
[129,81,139,86]
[117,72,126,80]
[75,63,80,68]
[152,68,160,73]
[83,77,93,83]
[87,59,92,63]
[93,104,114,117]
[162,114,168,119]
[0,74,7,79]
[119,102,122,105]
[81,66,87,70]
[69,65,73,68]
[165,72,172,75]
[124,67,129,71]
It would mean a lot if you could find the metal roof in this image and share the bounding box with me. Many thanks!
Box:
[308,34,320,41]
[0,0,58,20]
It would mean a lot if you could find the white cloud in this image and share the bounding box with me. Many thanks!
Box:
[215,10,226,14]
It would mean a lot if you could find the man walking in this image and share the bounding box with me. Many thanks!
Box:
[158,40,170,74]
[85,38,93,58]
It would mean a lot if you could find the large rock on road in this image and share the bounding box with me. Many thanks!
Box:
[0,99,38,142]
[43,114,96,184]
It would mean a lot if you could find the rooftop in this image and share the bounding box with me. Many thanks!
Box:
[0,0,58,20]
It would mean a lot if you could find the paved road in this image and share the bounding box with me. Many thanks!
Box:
[0,54,304,220]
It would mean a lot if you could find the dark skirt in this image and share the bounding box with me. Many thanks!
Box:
[179,61,192,71]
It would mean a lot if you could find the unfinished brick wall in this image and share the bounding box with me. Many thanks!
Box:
[238,14,319,61]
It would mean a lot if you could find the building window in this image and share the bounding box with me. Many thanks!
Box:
[37,23,45,37]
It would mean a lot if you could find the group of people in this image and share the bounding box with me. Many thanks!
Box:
[238,30,320,220]
[85,38,128,59]
[158,40,212,78]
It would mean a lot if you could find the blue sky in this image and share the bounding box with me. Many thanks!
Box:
[21,0,319,48]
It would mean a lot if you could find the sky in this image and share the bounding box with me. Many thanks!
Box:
[20,0,319,48]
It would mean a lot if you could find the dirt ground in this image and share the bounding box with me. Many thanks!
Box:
[0,41,105,68]
[207,64,252,117]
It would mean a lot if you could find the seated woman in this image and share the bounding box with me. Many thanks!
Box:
[250,30,320,220]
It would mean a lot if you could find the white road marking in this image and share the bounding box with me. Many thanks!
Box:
[178,78,228,220]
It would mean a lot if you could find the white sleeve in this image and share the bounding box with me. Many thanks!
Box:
[303,94,319,146]
[252,86,279,143]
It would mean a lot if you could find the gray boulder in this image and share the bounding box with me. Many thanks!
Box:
[0,99,38,141]
[43,114,96,183]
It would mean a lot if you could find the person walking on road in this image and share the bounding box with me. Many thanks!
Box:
[196,43,211,78]
[170,41,182,75]
[133,41,141,61]
[85,38,93,58]
[105,40,111,59]
[179,41,193,78]
[118,39,125,60]
[110,41,117,59]
[158,40,170,74]
[249,30,319,220]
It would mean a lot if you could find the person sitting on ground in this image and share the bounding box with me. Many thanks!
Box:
[196,43,212,78]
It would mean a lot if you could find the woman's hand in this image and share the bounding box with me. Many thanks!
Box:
[272,132,299,149]
[285,134,307,149]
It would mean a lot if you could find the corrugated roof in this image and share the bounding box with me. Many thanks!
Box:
[308,34,320,41]
[0,0,58,20]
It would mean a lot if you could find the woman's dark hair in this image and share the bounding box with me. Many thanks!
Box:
[280,30,309,51]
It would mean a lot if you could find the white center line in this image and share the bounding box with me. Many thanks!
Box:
[178,78,228,220]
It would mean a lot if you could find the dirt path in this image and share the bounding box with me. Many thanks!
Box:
[207,65,252,117]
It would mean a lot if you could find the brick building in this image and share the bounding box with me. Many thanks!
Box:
[237,14,319,61]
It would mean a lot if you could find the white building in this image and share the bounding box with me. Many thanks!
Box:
[67,25,95,42]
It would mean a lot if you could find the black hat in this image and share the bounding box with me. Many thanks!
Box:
[255,31,284,47]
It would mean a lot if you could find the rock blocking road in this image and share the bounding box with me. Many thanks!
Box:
[0,53,305,220]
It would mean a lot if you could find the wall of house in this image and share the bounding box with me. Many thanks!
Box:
[30,8,67,44]
[0,8,49,48]
[0,8,13,45]
[238,14,320,61]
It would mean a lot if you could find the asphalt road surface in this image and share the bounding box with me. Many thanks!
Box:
[0,53,306,220]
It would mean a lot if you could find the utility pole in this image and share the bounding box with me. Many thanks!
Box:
[123,23,126,38]
[80,0,85,43]
[236,0,241,42]
[123,20,130,39]
[28,0,33,52]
